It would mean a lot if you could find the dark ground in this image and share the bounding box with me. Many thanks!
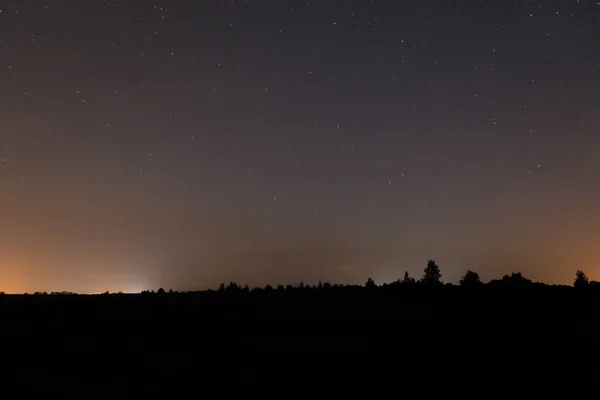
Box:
[1,284,598,396]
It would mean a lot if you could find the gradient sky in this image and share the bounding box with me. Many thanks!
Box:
[1,0,599,293]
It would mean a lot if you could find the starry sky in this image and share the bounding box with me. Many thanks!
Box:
[1,0,599,293]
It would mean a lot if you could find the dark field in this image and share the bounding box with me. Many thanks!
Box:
[1,284,599,396]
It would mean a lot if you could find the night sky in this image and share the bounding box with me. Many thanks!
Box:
[1,0,599,293]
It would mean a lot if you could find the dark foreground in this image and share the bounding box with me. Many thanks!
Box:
[1,284,599,396]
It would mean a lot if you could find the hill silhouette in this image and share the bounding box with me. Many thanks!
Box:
[0,262,599,396]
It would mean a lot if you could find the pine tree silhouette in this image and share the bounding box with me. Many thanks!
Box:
[422,259,442,285]
[574,270,589,288]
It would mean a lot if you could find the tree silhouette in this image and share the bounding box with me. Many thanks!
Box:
[422,259,442,285]
[488,272,532,288]
[401,271,416,285]
[365,277,377,289]
[574,270,589,289]
[460,270,482,287]
[157,287,166,295]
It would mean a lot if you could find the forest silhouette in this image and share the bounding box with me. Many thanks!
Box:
[1,260,599,395]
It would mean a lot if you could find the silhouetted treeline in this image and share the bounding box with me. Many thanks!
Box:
[0,260,599,396]
[124,259,594,296]
[3,259,596,297]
